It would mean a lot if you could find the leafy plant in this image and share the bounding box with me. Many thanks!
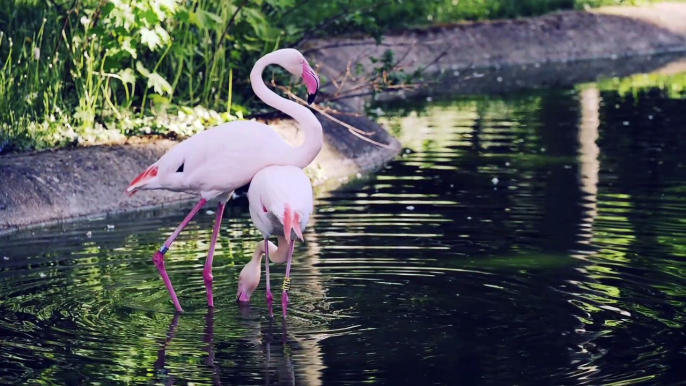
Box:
[0,0,675,153]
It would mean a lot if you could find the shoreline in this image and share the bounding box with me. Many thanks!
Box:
[3,3,686,235]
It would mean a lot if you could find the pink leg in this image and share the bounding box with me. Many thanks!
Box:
[265,239,274,317]
[204,201,226,308]
[153,199,207,312]
[281,240,295,318]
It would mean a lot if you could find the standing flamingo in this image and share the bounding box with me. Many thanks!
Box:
[236,165,314,317]
[126,49,322,313]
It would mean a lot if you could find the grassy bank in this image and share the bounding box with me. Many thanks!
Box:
[0,0,660,153]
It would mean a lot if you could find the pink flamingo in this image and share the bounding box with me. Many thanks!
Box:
[126,49,322,313]
[236,164,313,317]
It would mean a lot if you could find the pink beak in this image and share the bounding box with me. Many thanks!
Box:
[236,291,250,302]
[302,62,320,105]
[283,205,304,245]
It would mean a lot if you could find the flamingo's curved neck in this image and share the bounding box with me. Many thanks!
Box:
[250,53,323,168]
[271,236,292,262]
[254,238,289,263]
[252,242,266,263]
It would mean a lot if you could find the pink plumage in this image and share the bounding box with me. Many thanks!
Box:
[127,48,322,313]
[237,165,314,317]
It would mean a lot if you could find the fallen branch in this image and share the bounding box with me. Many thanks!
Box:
[273,84,394,150]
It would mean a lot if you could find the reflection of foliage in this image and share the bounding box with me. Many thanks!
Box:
[592,71,686,100]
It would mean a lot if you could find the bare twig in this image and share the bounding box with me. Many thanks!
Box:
[89,0,108,31]
[274,84,393,150]
[210,0,249,66]
[415,46,451,74]
[53,0,79,59]
[221,0,250,47]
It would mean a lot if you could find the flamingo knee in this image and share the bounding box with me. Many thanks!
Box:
[153,250,166,268]
[203,269,213,283]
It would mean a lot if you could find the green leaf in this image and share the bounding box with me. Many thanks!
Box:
[154,25,170,44]
[136,61,150,77]
[147,73,172,95]
[202,10,223,25]
[118,68,136,84]
[176,7,190,23]
[140,27,162,50]
[150,94,171,105]
[189,9,222,30]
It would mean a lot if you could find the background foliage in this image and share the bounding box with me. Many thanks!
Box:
[0,0,662,153]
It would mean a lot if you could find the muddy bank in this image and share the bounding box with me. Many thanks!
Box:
[305,2,686,110]
[0,113,400,234]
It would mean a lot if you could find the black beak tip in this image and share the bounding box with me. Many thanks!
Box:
[307,91,317,105]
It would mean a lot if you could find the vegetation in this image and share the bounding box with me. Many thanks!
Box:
[0,0,665,153]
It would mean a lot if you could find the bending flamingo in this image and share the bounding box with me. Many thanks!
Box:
[237,165,314,317]
[126,49,322,312]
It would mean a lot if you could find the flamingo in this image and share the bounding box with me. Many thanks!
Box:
[126,48,322,313]
[236,164,314,317]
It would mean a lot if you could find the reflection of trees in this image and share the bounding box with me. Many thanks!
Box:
[560,83,686,384]
[537,88,584,253]
[314,87,608,384]
[152,308,319,386]
[0,197,333,385]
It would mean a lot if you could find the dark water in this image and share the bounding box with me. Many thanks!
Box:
[3,61,686,385]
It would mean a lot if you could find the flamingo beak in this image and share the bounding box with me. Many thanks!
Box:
[236,291,250,303]
[284,206,293,245]
[302,62,319,105]
[283,206,304,245]
[293,213,304,242]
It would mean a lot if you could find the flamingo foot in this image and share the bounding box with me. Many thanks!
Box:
[203,269,214,308]
[153,250,184,313]
[282,291,289,318]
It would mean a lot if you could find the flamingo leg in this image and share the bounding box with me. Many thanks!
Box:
[281,240,295,318]
[153,198,207,312]
[265,239,274,317]
[154,313,180,379]
[204,201,226,308]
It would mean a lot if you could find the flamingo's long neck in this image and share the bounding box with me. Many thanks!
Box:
[252,241,266,263]
[265,236,291,263]
[250,53,323,168]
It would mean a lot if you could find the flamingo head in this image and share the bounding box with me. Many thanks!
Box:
[278,48,320,105]
[236,255,261,303]
[282,204,305,245]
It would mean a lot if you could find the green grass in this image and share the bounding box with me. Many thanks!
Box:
[0,0,671,153]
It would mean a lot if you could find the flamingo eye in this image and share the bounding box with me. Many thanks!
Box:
[299,59,305,64]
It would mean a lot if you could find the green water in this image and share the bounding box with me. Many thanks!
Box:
[3,56,686,385]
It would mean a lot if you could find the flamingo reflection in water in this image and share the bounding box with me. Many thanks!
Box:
[154,310,223,386]
[153,306,296,385]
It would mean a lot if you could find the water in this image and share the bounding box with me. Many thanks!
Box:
[3,59,686,385]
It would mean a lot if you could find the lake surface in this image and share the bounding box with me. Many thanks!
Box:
[3,57,686,385]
